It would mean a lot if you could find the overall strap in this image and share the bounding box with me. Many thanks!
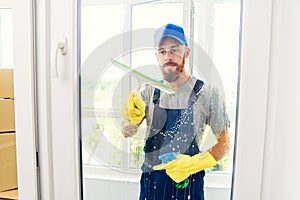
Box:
[152,87,161,104]
[188,79,204,106]
[153,79,204,105]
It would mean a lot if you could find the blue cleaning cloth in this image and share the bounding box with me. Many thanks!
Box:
[158,152,179,163]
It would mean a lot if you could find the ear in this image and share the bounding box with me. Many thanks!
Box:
[155,51,160,62]
[184,47,190,58]
[155,51,159,61]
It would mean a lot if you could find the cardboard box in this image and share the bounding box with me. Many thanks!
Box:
[0,99,15,132]
[0,188,18,199]
[0,69,14,99]
[0,133,18,192]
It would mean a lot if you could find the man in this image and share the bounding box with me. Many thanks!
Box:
[121,23,230,200]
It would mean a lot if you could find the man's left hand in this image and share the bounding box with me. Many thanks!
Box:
[153,152,216,183]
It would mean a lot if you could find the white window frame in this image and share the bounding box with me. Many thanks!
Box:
[12,0,39,199]
[13,0,81,199]
[231,0,272,199]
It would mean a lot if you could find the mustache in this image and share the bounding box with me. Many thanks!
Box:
[163,61,179,67]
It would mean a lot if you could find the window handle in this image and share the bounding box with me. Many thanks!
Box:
[53,38,68,78]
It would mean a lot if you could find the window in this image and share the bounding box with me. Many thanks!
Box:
[81,1,186,172]
[80,0,241,199]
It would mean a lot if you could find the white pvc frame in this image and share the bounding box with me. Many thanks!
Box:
[231,0,272,199]
[12,0,39,199]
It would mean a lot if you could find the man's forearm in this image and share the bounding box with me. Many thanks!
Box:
[209,129,230,161]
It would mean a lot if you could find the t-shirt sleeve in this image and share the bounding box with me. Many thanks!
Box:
[138,84,153,104]
[207,86,230,134]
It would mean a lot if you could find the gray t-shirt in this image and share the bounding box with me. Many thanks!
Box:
[139,76,229,147]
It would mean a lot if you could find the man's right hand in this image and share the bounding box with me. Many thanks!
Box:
[121,92,145,125]
[122,124,139,138]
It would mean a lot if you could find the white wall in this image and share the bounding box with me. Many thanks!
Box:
[261,0,300,200]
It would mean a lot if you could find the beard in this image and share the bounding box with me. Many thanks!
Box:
[161,59,185,82]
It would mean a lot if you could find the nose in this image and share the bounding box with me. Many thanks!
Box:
[164,51,173,61]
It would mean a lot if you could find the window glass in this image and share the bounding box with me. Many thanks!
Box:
[81,4,124,168]
[192,0,241,174]
[80,1,241,199]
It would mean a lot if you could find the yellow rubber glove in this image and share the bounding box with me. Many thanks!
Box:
[153,152,216,183]
[121,92,145,125]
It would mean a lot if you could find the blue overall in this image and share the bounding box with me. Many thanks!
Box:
[140,80,205,200]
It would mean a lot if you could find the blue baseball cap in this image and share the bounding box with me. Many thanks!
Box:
[154,23,188,47]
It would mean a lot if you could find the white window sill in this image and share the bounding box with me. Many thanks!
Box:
[83,165,232,189]
[83,165,141,182]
